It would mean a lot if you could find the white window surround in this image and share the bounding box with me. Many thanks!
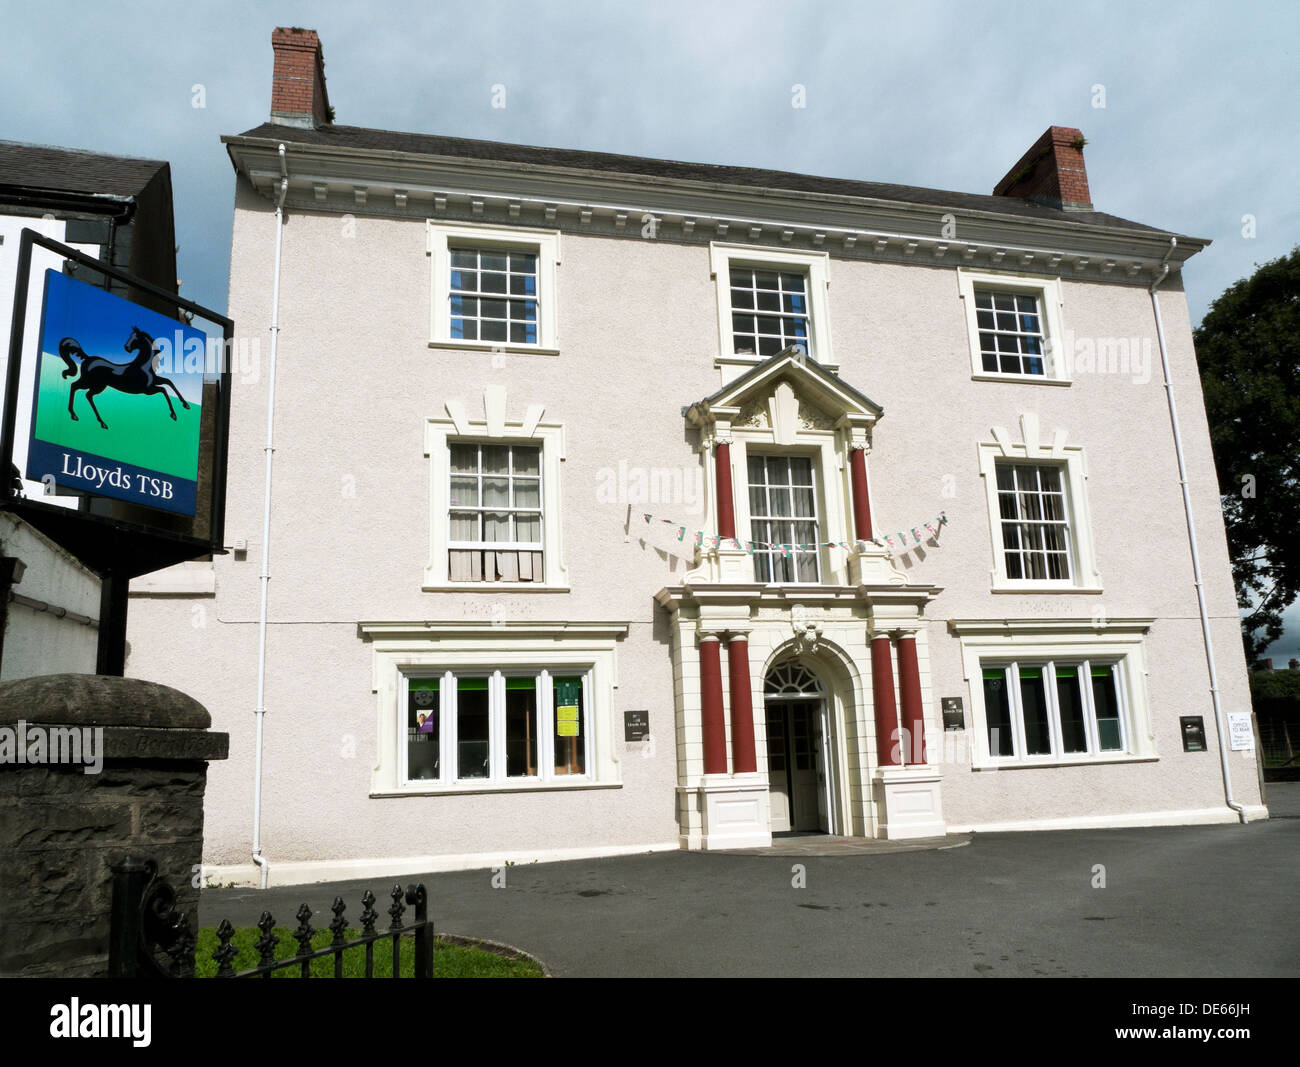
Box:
[728,432,850,587]
[957,267,1068,385]
[424,414,569,591]
[360,620,627,796]
[949,618,1155,770]
[427,221,561,354]
[977,423,1102,593]
[710,243,834,370]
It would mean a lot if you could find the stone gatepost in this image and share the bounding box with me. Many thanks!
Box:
[0,673,228,977]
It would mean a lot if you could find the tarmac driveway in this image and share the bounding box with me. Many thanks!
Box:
[201,786,1300,978]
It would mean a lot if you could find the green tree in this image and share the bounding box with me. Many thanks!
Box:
[1195,246,1300,661]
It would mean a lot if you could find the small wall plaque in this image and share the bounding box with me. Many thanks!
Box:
[624,709,650,742]
[941,697,965,731]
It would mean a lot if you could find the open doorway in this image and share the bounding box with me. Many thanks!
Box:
[764,661,837,834]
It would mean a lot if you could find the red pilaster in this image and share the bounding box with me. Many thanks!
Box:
[700,635,727,774]
[871,634,901,767]
[896,633,927,766]
[849,446,874,541]
[726,635,757,773]
[715,441,736,540]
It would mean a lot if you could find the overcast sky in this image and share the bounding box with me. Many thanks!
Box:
[2,0,1297,658]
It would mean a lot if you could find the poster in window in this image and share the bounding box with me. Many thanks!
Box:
[407,681,439,781]
[556,703,580,737]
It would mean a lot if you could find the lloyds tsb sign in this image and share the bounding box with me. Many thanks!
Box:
[2,228,232,676]
[28,269,203,516]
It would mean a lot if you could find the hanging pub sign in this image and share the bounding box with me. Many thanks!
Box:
[27,269,204,517]
[1,228,232,676]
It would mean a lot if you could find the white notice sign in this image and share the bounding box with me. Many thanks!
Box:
[1227,711,1255,751]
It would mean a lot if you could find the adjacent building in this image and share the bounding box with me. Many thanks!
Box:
[127,28,1265,886]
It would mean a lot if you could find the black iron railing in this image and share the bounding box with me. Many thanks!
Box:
[108,857,433,979]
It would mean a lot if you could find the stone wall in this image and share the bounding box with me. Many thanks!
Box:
[0,673,227,977]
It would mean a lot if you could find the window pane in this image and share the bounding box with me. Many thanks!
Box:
[1092,666,1123,751]
[449,476,479,507]
[505,677,538,778]
[449,511,478,541]
[1055,666,1088,753]
[983,668,1015,757]
[515,514,541,544]
[482,477,509,507]
[480,445,509,474]
[480,252,508,271]
[513,446,540,478]
[1019,667,1051,755]
[480,271,507,294]
[407,680,440,781]
[514,479,540,509]
[457,678,490,778]
[553,676,586,776]
[450,444,478,474]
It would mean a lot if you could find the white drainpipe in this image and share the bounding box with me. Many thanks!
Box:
[1149,236,1247,823]
[252,144,289,888]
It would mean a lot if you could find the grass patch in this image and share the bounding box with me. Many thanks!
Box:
[194,926,543,978]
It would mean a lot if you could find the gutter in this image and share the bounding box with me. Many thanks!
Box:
[1149,237,1247,824]
[251,144,289,889]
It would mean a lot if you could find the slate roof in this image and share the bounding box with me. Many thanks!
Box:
[0,141,168,199]
[232,121,1165,235]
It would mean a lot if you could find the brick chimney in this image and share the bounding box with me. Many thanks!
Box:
[993,126,1092,210]
[270,27,331,129]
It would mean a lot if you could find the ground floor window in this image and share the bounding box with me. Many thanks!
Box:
[402,668,589,786]
[981,659,1126,761]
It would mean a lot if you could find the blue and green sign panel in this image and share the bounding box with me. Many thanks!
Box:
[26,269,205,516]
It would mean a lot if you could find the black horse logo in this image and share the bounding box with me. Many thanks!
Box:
[58,326,191,430]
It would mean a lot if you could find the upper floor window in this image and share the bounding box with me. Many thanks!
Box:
[748,453,820,582]
[427,222,561,354]
[424,412,569,591]
[729,267,811,357]
[957,268,1067,384]
[977,424,1101,592]
[448,442,543,582]
[995,461,1071,581]
[975,289,1045,376]
[449,248,538,344]
[711,244,833,369]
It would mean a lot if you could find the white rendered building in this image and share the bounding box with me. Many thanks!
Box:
[127,28,1265,886]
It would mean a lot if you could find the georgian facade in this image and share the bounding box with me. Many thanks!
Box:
[125,29,1266,885]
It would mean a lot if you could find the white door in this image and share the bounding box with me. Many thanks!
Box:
[766,702,792,832]
[789,701,822,831]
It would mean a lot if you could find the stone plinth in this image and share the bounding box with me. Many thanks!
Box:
[0,673,228,977]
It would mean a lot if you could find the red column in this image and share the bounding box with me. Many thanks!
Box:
[700,635,727,774]
[727,635,757,773]
[849,446,874,541]
[871,634,901,767]
[896,632,927,766]
[715,440,736,540]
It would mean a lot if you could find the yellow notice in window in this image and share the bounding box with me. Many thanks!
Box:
[557,704,580,736]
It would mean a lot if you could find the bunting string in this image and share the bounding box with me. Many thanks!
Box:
[637,511,947,555]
